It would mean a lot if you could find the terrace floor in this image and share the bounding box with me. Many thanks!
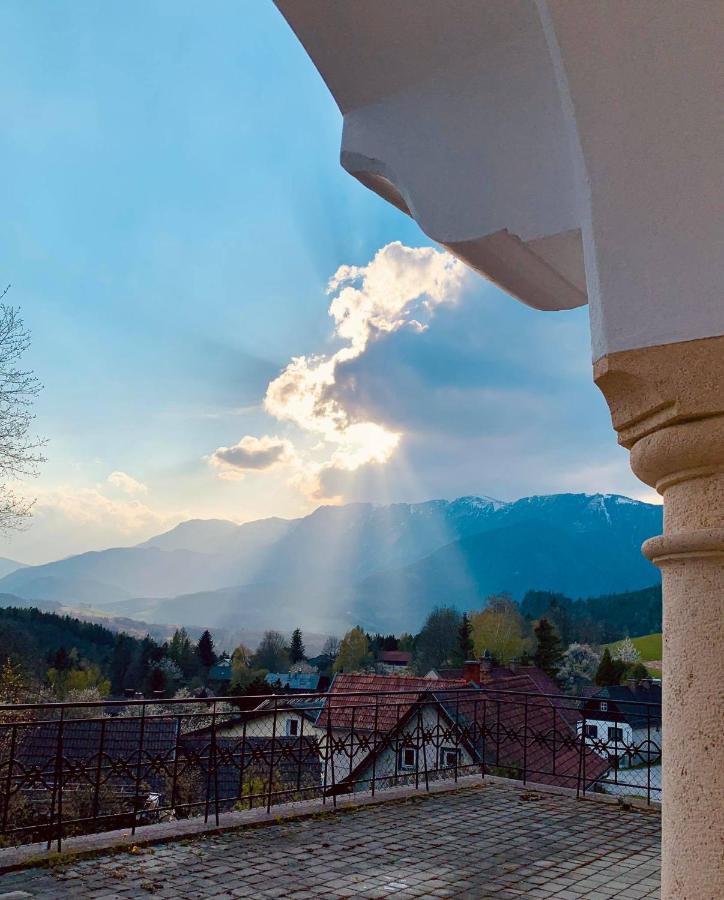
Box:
[0,782,661,899]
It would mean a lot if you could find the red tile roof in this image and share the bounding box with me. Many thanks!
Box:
[317,673,468,732]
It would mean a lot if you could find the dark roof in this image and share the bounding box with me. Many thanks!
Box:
[378,651,412,665]
[178,735,322,807]
[584,684,662,727]
[13,717,178,795]
[265,672,324,691]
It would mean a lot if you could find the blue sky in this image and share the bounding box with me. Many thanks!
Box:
[0,2,656,563]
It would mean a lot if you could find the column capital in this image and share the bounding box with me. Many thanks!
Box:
[594,335,724,568]
[593,335,724,450]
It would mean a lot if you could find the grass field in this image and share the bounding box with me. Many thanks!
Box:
[605,632,662,674]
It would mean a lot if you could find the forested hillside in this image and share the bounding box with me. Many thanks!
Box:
[520,584,662,645]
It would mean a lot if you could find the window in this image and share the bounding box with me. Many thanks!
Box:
[440,747,460,769]
[607,726,624,742]
[585,724,598,738]
[398,747,417,770]
[600,701,608,712]
[286,718,299,737]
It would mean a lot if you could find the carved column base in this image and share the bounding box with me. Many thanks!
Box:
[595,336,724,900]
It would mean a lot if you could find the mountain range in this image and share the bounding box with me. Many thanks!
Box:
[0,493,662,633]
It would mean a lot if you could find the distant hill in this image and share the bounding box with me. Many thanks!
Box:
[0,493,662,633]
[0,556,27,579]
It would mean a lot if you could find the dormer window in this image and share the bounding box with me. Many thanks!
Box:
[398,747,417,770]
[286,718,299,737]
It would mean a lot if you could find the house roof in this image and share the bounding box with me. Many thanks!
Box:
[178,735,322,806]
[321,672,608,792]
[265,672,323,691]
[209,659,232,681]
[14,716,179,795]
[316,673,469,733]
[378,651,412,665]
[584,684,662,727]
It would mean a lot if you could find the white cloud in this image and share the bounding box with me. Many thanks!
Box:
[207,435,295,481]
[107,470,148,496]
[228,242,467,498]
[32,485,171,534]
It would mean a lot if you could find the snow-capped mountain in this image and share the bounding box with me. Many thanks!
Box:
[0,493,662,631]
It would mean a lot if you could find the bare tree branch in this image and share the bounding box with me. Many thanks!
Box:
[0,296,46,533]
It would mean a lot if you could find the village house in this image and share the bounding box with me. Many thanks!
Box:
[580,679,662,768]
[313,668,608,795]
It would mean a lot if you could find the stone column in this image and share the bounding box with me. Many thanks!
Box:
[595,335,724,900]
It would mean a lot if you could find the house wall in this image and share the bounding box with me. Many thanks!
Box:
[214,711,309,739]
[313,704,478,792]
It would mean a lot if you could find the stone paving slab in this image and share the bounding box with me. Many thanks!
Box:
[0,783,660,898]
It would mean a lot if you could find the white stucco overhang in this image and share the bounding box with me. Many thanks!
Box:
[274,0,724,361]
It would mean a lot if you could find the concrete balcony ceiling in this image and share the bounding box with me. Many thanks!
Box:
[274,0,724,360]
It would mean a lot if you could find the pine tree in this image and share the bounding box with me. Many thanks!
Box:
[458,613,474,660]
[533,618,563,679]
[595,647,626,686]
[197,630,216,670]
[289,628,305,664]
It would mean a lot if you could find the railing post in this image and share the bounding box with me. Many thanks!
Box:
[170,709,181,818]
[92,717,107,825]
[522,695,528,785]
[370,694,379,798]
[419,703,429,792]
[646,702,652,806]
[266,697,278,814]
[296,704,305,800]
[209,700,219,825]
[552,705,557,779]
[47,707,65,852]
[2,723,17,839]
[237,714,248,809]
[348,703,356,790]
[454,691,460,784]
[132,701,146,836]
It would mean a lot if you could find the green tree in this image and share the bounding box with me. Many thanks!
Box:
[533,618,563,679]
[334,627,371,673]
[458,613,474,661]
[594,648,626,686]
[168,628,198,678]
[251,631,289,673]
[289,628,305,664]
[471,595,531,663]
[412,607,461,674]
[196,630,217,670]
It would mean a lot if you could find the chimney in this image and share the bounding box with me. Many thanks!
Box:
[480,650,493,674]
[509,658,519,674]
[463,660,481,684]
[627,677,638,691]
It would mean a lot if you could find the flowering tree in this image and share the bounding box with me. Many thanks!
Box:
[557,643,601,691]
[612,637,641,664]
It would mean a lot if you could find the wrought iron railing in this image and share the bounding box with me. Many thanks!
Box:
[0,687,661,850]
